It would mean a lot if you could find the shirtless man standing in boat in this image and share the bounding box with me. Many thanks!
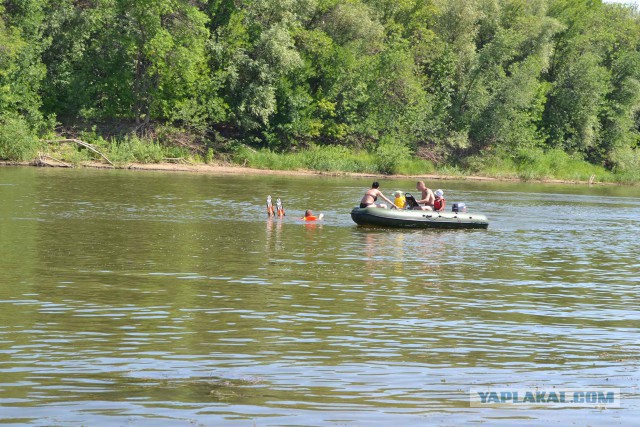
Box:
[415,181,435,210]
[360,182,396,209]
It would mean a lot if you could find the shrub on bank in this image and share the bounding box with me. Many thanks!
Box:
[4,120,635,183]
[374,137,411,175]
[77,134,184,166]
[231,144,435,175]
[610,146,640,183]
[465,147,614,182]
[0,114,42,161]
[129,136,164,163]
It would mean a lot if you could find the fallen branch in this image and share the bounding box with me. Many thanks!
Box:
[163,157,192,165]
[36,153,73,168]
[46,138,114,167]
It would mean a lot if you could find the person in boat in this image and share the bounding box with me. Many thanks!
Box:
[433,189,446,212]
[414,181,435,210]
[393,190,406,209]
[360,181,396,209]
[303,210,323,221]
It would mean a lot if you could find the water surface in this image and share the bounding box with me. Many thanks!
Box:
[1,167,639,426]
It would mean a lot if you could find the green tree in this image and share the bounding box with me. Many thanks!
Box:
[544,0,638,162]
[1,0,47,127]
[469,2,562,151]
[0,1,47,160]
[594,4,640,165]
[0,7,24,116]
[41,0,212,129]
[212,1,310,144]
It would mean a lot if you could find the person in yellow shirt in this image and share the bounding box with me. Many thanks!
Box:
[393,190,406,209]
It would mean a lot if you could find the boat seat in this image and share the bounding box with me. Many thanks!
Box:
[404,193,421,209]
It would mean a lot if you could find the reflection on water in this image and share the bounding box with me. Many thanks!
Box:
[0,167,639,426]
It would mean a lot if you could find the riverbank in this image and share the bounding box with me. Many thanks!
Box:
[2,131,636,184]
[0,159,615,185]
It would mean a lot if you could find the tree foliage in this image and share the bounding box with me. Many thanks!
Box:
[1,0,639,172]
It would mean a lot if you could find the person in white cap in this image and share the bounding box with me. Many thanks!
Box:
[433,189,446,212]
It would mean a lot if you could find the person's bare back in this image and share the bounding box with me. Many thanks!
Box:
[415,181,435,210]
[360,181,395,209]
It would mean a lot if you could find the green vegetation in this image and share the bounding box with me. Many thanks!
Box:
[1,0,640,182]
[232,144,436,175]
[464,147,615,182]
[0,114,42,161]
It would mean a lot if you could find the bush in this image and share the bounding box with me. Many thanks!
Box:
[101,135,170,165]
[230,142,437,175]
[105,139,136,166]
[610,145,640,172]
[304,145,359,171]
[63,145,94,166]
[463,147,614,182]
[374,137,411,174]
[130,137,164,163]
[227,140,633,182]
[610,145,640,183]
[205,147,214,164]
[0,114,41,161]
[395,157,436,175]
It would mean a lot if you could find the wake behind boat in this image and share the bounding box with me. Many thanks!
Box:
[350,206,489,229]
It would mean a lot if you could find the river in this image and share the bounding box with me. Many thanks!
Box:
[0,166,639,426]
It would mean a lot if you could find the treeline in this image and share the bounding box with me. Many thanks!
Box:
[1,0,640,175]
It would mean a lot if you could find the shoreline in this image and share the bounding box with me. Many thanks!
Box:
[0,160,612,185]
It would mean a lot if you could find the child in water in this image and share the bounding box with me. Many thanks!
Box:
[303,210,324,221]
[393,190,406,209]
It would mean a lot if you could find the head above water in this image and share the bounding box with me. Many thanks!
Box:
[304,209,313,217]
[372,181,380,189]
[435,189,444,198]
[416,181,426,190]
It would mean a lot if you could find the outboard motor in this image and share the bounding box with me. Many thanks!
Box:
[452,202,466,213]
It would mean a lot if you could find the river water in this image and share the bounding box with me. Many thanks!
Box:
[0,167,639,426]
